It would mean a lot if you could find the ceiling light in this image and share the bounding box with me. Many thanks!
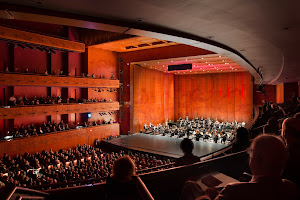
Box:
[235,69,237,70]
[190,71,192,72]
[201,58,204,59]
[171,61,173,62]
[158,62,159,63]
[219,56,221,57]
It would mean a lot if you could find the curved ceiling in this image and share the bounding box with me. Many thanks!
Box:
[1,0,300,84]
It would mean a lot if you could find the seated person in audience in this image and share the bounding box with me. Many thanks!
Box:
[24,68,29,73]
[183,135,298,200]
[41,122,47,130]
[93,121,98,126]
[105,155,140,200]
[214,135,298,200]
[231,127,250,153]
[263,117,279,135]
[65,124,70,130]
[294,112,300,119]
[175,138,200,166]
[31,128,38,136]
[83,122,88,127]
[37,127,43,135]
[281,117,300,191]
[23,129,29,137]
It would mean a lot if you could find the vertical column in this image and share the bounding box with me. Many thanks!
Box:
[276,84,284,104]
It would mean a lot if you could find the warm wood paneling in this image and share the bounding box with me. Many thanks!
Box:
[0,124,119,157]
[132,65,174,133]
[0,102,119,120]
[174,72,252,125]
[0,73,119,88]
[0,25,85,52]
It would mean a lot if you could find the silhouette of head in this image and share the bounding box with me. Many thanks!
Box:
[180,138,194,154]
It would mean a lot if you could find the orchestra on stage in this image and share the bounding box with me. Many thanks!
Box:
[142,117,245,144]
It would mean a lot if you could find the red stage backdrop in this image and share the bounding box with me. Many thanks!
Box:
[174,72,252,125]
[132,70,252,132]
[131,65,174,133]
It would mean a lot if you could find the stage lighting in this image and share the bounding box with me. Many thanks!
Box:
[26,44,35,51]
[49,49,56,54]
[256,84,265,93]
[36,46,45,52]
[17,44,26,49]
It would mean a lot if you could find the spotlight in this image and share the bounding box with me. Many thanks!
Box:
[257,84,265,93]
[17,44,26,49]
[36,46,45,52]
[49,49,56,54]
[26,44,34,51]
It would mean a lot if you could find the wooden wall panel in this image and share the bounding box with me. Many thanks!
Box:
[0,73,119,88]
[0,124,119,157]
[132,66,174,132]
[0,102,119,120]
[174,72,252,125]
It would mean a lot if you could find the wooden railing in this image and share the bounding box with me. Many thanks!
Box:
[0,102,119,119]
[0,72,119,88]
[0,123,120,156]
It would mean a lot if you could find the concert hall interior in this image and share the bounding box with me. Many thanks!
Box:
[0,1,300,200]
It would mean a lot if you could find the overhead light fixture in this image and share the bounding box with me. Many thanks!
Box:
[17,44,26,49]
[26,44,34,51]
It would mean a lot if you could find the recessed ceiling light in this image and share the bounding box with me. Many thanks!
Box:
[201,58,204,59]
[144,63,146,65]
[217,69,219,70]
[235,69,237,70]
[190,71,192,72]
[171,61,173,62]
[186,59,188,61]
[158,62,159,63]
[219,56,221,57]
[203,70,205,71]
[208,71,209,72]
[221,70,222,71]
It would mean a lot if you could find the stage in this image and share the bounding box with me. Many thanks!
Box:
[103,133,230,158]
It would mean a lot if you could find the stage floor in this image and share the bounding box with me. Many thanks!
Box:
[106,133,229,158]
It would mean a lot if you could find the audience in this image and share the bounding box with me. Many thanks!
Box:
[181,135,299,200]
[105,155,140,200]
[281,117,300,191]
[0,145,173,190]
[7,94,115,107]
[263,117,279,135]
[7,119,114,139]
[231,127,250,153]
[175,138,200,166]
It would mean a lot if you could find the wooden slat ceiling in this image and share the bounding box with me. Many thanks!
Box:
[91,36,178,52]
[132,54,247,75]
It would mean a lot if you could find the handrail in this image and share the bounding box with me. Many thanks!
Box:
[0,186,49,200]
[0,71,119,80]
[1,101,119,109]
[132,176,155,200]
